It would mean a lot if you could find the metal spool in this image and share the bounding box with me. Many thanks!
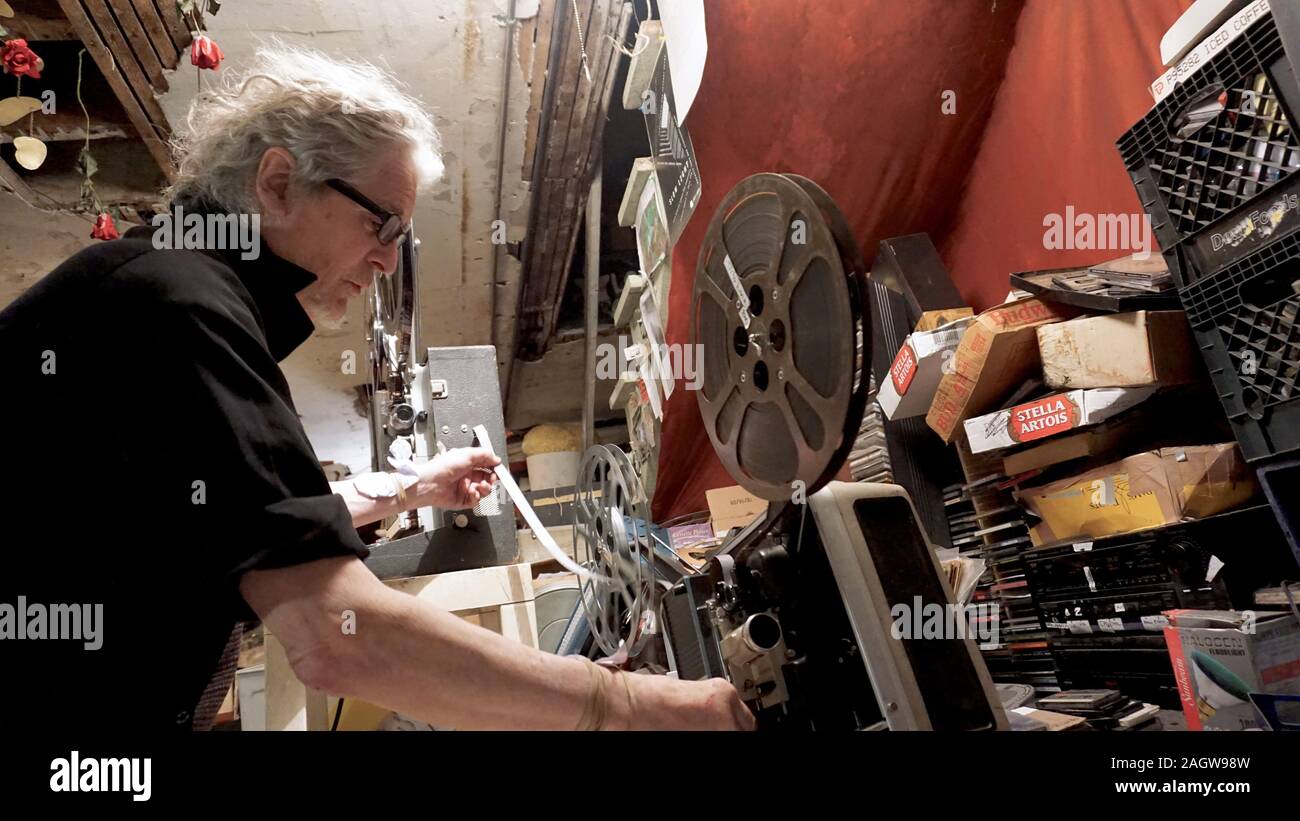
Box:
[692,173,871,501]
[573,444,657,657]
[367,232,422,472]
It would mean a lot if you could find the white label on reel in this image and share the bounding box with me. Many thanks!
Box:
[722,253,751,329]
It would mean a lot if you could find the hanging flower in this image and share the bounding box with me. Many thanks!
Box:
[90,213,119,241]
[1,38,43,79]
[190,33,223,70]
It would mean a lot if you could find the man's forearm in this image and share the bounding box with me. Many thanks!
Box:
[336,587,619,730]
[244,556,631,730]
[330,474,409,527]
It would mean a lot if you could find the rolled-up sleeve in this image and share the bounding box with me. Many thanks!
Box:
[160,294,369,617]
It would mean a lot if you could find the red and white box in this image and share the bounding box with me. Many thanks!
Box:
[963,386,1157,454]
[877,318,972,420]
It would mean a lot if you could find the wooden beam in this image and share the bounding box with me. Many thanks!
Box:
[518,1,630,358]
[2,9,79,40]
[541,0,592,182]
[152,0,192,53]
[107,0,170,91]
[55,0,175,178]
[81,0,172,116]
[573,3,630,186]
[522,0,556,183]
[0,158,41,206]
[129,0,179,69]
[544,1,628,339]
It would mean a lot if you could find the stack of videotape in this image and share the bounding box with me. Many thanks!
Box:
[945,473,1059,694]
[1036,689,1161,731]
[850,370,893,484]
[1022,505,1299,709]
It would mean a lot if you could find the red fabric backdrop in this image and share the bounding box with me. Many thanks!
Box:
[654,0,1191,522]
[940,0,1194,309]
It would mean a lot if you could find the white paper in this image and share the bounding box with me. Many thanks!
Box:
[639,285,674,401]
[658,0,707,125]
[722,253,751,329]
[635,175,668,277]
[1098,618,1124,633]
[1206,555,1225,582]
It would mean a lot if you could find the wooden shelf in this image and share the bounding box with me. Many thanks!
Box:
[1,0,79,41]
[0,110,130,144]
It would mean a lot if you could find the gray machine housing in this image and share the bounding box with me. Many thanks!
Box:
[662,482,1008,731]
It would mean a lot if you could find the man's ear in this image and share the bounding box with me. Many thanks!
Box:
[254,147,297,219]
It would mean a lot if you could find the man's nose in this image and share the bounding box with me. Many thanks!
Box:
[368,239,400,277]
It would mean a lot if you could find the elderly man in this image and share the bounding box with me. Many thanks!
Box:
[0,46,752,731]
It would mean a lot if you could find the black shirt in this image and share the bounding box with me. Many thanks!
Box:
[0,206,369,729]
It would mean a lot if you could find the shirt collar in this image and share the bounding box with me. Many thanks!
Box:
[128,198,319,362]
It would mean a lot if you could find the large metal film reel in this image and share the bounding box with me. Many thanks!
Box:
[691,173,871,501]
[573,445,657,657]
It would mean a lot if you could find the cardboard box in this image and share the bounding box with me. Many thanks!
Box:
[706,485,768,537]
[915,307,974,332]
[926,297,1080,442]
[964,386,1156,454]
[1164,609,1300,731]
[1016,444,1259,545]
[1037,310,1199,389]
[876,318,972,420]
[1002,413,1149,476]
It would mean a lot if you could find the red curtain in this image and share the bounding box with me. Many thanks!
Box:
[653,0,1022,521]
[940,0,1193,310]
[654,0,1193,522]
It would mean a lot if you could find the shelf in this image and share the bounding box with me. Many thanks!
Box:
[0,109,130,144]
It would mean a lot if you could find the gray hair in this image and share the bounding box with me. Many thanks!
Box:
[166,43,443,214]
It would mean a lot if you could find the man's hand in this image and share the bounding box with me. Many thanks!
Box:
[620,673,756,730]
[409,447,500,510]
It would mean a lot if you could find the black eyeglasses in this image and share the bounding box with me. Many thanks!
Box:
[325,178,410,245]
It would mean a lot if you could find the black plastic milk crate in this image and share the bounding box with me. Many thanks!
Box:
[1179,230,1300,461]
[1118,3,1300,287]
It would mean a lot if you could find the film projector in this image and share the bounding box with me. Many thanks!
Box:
[361,228,517,579]
[569,174,1007,730]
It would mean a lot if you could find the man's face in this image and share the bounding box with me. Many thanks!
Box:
[265,149,418,325]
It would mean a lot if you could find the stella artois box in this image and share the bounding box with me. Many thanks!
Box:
[877,318,972,420]
[963,386,1157,454]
